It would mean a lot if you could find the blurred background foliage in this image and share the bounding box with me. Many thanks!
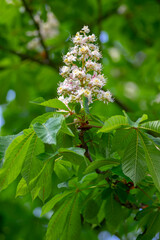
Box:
[0,0,160,239]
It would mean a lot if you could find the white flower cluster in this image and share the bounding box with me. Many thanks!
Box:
[57,26,113,108]
[27,11,59,50]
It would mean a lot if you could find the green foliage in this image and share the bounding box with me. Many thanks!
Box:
[1,0,160,238]
[31,97,69,111]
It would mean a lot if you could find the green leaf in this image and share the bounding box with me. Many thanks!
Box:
[84,159,120,174]
[136,114,148,124]
[75,102,81,114]
[140,120,160,134]
[105,192,127,233]
[62,194,81,240]
[59,147,85,165]
[61,119,74,137]
[122,130,147,185]
[136,207,160,240]
[41,191,73,216]
[112,129,134,154]
[30,112,54,125]
[0,133,22,161]
[54,161,71,181]
[16,178,29,197]
[46,196,74,240]
[83,96,90,114]
[83,199,99,220]
[0,129,34,191]
[31,97,69,111]
[33,115,74,145]
[21,135,44,184]
[139,132,160,192]
[123,110,136,127]
[33,115,63,145]
[98,115,128,133]
[31,159,53,202]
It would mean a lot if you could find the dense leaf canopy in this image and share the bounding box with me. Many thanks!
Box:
[0,0,160,239]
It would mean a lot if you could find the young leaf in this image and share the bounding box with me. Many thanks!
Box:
[122,130,147,185]
[31,97,69,111]
[136,114,148,124]
[0,129,34,191]
[98,115,128,133]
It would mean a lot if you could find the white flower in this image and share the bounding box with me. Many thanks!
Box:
[82,26,90,33]
[63,55,76,65]
[60,66,70,76]
[79,46,90,55]
[88,34,96,42]
[91,77,104,88]
[92,50,102,59]
[57,26,113,106]
[72,69,85,79]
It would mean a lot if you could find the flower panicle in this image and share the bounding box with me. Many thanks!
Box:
[57,26,113,108]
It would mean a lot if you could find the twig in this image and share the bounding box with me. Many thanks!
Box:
[21,0,50,62]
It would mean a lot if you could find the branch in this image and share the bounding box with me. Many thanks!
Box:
[79,129,104,174]
[114,97,130,112]
[21,0,51,62]
[0,45,59,69]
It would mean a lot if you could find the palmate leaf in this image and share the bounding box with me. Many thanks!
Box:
[31,97,69,111]
[139,132,160,192]
[122,130,147,185]
[140,120,160,134]
[0,129,34,191]
[84,159,120,174]
[46,193,81,240]
[98,115,129,133]
[33,115,74,145]
[112,129,134,153]
[21,135,44,184]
